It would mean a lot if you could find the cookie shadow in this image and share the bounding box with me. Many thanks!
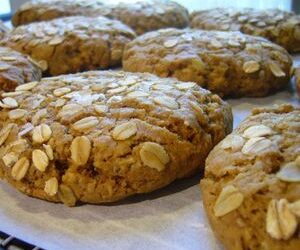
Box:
[0,169,203,223]
[104,171,203,206]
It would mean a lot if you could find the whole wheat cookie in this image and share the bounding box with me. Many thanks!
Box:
[190,8,300,53]
[201,104,300,250]
[0,21,9,40]
[12,0,189,35]
[0,47,42,91]
[123,28,293,98]
[95,0,189,35]
[0,16,136,76]
[0,71,232,206]
[12,0,104,27]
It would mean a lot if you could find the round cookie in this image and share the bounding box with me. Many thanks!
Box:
[0,21,9,40]
[12,0,189,35]
[0,46,42,91]
[0,71,232,206]
[12,0,104,26]
[200,104,300,250]
[123,28,293,98]
[96,0,189,35]
[0,16,136,76]
[190,8,300,53]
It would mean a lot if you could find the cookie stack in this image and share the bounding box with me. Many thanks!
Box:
[0,1,299,250]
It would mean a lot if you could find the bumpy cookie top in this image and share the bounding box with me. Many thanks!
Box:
[190,8,300,52]
[0,71,232,205]
[203,104,300,245]
[7,15,135,42]
[1,16,136,75]
[190,8,298,31]
[99,0,189,34]
[12,0,104,26]
[123,28,292,97]
[12,0,189,35]
[0,47,42,91]
[17,0,103,9]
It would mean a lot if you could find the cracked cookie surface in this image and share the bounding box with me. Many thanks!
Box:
[12,0,104,27]
[123,28,293,98]
[201,104,300,250]
[0,46,42,91]
[1,16,136,76]
[190,8,300,53]
[12,0,189,35]
[0,70,232,205]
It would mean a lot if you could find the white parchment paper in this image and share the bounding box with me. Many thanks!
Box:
[0,62,299,250]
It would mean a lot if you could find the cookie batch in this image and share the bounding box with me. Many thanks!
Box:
[0,1,299,250]
[12,0,189,35]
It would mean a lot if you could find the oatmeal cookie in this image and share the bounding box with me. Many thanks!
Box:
[1,16,136,76]
[96,0,189,35]
[12,0,189,35]
[12,0,104,26]
[123,28,292,98]
[0,46,42,91]
[190,8,300,53]
[0,71,232,205]
[201,104,300,250]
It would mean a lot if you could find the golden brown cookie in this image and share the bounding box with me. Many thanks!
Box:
[0,71,232,206]
[97,0,189,35]
[12,0,104,26]
[123,28,293,98]
[0,46,42,91]
[12,0,189,35]
[190,8,300,53]
[1,16,136,76]
[201,104,300,250]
